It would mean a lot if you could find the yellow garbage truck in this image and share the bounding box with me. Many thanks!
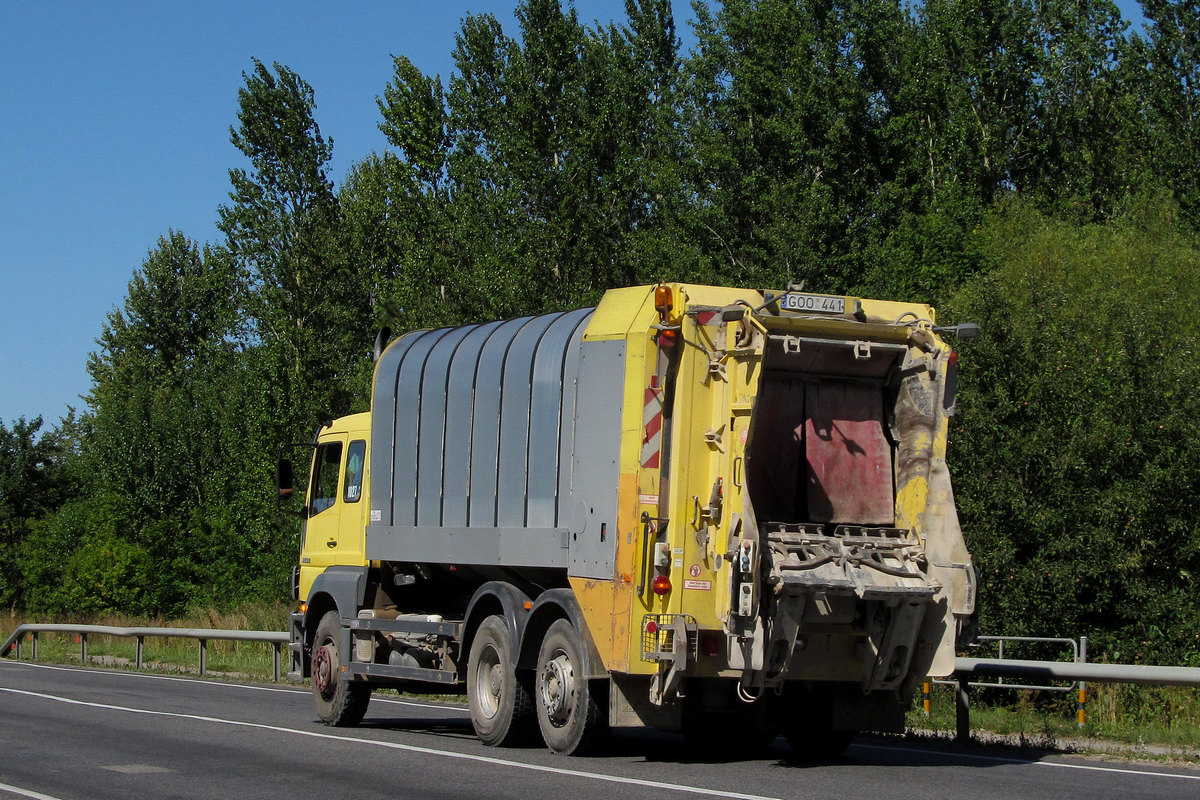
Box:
[280,283,976,756]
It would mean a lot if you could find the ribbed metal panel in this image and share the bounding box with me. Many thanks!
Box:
[442,320,505,528]
[529,308,593,527]
[367,309,613,574]
[468,317,527,526]
[415,325,475,527]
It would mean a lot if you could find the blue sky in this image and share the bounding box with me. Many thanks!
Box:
[0,1,1147,428]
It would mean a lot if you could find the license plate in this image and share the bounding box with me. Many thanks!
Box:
[780,292,846,314]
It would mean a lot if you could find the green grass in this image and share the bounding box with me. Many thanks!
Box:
[910,682,1200,755]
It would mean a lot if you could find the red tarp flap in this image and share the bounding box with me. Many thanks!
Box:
[804,382,894,525]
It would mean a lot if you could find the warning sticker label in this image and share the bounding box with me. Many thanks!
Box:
[684,580,712,591]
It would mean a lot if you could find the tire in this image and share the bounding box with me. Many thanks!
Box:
[534,619,608,755]
[467,615,537,747]
[780,686,855,759]
[681,682,778,757]
[783,726,856,760]
[311,610,371,726]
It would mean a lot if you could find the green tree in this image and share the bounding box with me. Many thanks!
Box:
[945,198,1200,662]
[681,0,910,291]
[362,0,691,324]
[1026,0,1146,220]
[85,233,236,519]
[1136,0,1200,228]
[359,54,460,329]
[219,59,372,430]
[0,415,72,609]
[70,232,240,612]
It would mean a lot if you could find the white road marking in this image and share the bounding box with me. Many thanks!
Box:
[101,765,172,775]
[0,781,68,800]
[856,742,1200,781]
[0,686,781,800]
[0,660,468,713]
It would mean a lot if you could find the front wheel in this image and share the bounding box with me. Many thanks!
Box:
[534,619,607,755]
[311,611,370,726]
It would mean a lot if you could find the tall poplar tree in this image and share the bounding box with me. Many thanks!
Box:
[219,59,371,433]
[1138,0,1200,226]
[682,0,907,292]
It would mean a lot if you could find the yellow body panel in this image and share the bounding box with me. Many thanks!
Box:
[569,284,969,682]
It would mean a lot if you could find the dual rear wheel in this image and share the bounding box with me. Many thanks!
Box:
[467,615,606,755]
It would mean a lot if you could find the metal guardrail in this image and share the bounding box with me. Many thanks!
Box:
[950,656,1200,743]
[1,624,289,682]
[955,657,1200,688]
[959,635,1086,692]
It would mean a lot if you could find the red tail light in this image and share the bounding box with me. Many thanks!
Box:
[652,575,672,596]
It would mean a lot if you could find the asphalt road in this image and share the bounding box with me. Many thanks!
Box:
[1,660,1198,800]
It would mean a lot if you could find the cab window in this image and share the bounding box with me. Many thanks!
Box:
[343,440,365,503]
[311,442,343,515]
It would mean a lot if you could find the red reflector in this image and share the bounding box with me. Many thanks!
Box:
[652,575,672,596]
[645,620,658,635]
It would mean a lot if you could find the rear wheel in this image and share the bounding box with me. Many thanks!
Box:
[780,687,855,759]
[681,681,778,756]
[467,615,537,746]
[312,611,370,726]
[534,619,608,755]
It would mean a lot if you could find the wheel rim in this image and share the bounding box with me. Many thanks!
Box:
[314,640,336,700]
[475,643,502,719]
[538,649,575,728]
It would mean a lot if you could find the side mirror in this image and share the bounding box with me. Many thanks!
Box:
[276,458,295,503]
[955,322,980,339]
[934,322,980,339]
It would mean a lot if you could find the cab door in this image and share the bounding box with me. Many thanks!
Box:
[299,434,368,597]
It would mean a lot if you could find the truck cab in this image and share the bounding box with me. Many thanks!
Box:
[295,413,370,602]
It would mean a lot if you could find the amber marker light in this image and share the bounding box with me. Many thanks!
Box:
[654,283,673,322]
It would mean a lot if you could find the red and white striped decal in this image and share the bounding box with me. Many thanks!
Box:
[641,387,663,469]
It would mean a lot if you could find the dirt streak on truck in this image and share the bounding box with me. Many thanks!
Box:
[279,283,976,756]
